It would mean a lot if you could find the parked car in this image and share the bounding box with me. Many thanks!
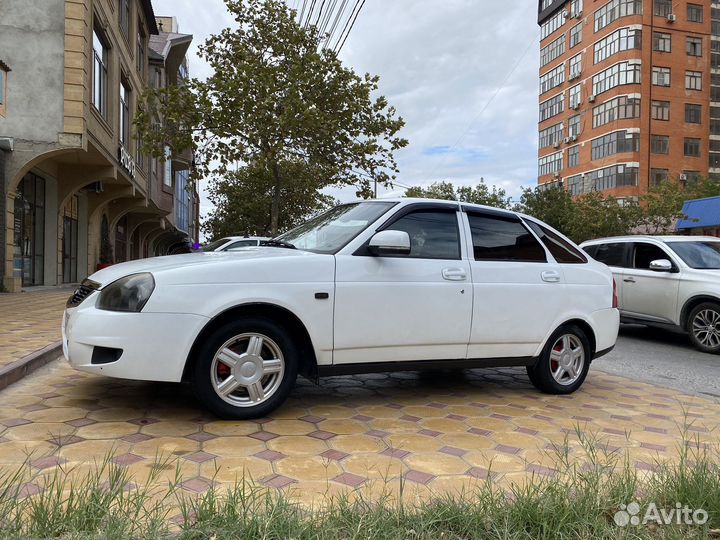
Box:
[581,235,720,354]
[63,199,619,419]
[199,236,271,252]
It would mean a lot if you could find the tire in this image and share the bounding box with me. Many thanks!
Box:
[527,324,591,394]
[687,302,720,354]
[191,317,299,419]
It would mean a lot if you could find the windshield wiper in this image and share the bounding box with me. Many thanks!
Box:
[261,239,297,250]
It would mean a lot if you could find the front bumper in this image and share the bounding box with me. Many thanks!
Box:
[62,293,209,383]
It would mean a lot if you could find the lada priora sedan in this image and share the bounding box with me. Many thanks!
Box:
[63,199,619,419]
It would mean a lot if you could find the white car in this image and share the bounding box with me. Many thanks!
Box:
[582,235,720,354]
[63,199,619,419]
[200,236,271,252]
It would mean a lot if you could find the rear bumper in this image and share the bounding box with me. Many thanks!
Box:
[592,344,615,360]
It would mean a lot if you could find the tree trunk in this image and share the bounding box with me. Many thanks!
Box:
[270,161,282,236]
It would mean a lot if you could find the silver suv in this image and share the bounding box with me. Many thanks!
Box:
[581,236,720,354]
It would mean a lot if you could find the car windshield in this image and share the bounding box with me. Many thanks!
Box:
[667,241,720,269]
[200,238,232,252]
[275,202,395,254]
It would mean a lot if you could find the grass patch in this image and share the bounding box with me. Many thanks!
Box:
[0,427,718,539]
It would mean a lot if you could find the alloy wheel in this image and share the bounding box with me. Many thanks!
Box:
[549,334,585,386]
[210,332,285,407]
[692,309,720,349]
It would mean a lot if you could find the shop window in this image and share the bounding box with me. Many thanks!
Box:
[0,61,8,116]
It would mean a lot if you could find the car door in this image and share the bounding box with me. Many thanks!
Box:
[463,210,567,358]
[621,241,681,323]
[585,242,630,307]
[333,206,472,364]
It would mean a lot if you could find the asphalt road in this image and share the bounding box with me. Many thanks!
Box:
[594,324,720,400]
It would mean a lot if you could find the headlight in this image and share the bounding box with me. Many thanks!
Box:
[97,273,155,312]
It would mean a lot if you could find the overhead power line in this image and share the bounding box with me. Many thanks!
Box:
[335,0,365,53]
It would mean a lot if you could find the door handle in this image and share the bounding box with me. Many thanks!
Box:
[623,277,636,283]
[541,270,561,283]
[442,268,467,281]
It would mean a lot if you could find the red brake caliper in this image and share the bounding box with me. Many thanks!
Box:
[551,342,562,371]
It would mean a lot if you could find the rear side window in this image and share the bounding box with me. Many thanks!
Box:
[467,213,547,262]
[386,210,460,259]
[589,242,627,267]
[525,221,587,264]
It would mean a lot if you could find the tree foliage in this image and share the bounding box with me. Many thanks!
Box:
[135,0,407,234]
[404,180,511,209]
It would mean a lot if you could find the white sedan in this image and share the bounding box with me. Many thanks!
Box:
[63,199,619,419]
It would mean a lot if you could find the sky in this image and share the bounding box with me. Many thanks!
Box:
[152,0,542,221]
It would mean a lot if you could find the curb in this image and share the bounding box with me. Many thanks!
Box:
[0,341,62,391]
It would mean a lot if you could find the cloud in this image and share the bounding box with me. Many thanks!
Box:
[151,0,541,215]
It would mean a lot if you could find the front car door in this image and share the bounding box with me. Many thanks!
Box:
[621,241,681,323]
[333,204,472,364]
[463,210,568,358]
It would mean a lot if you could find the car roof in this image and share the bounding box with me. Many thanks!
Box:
[370,197,522,218]
[581,235,720,245]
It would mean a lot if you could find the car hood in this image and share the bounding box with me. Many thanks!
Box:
[89,248,320,287]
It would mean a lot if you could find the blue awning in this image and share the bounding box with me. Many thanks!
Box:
[677,196,720,229]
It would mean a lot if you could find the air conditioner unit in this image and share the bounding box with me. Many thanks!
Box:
[554,173,561,179]
[570,135,578,142]
[563,137,572,144]
[562,9,569,18]
[570,71,581,81]
[679,173,688,181]
[667,13,676,22]
[572,102,581,110]
[588,95,596,103]
[553,141,561,149]
[574,10,583,18]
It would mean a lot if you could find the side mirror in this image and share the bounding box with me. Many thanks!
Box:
[368,230,411,256]
[649,259,674,272]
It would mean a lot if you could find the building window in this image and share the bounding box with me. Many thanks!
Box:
[682,171,701,183]
[570,0,583,17]
[711,140,720,168]
[650,135,669,154]
[595,0,643,33]
[685,103,701,124]
[592,130,640,160]
[119,80,130,147]
[569,84,581,108]
[651,100,670,120]
[137,26,146,76]
[686,70,702,90]
[653,31,671,52]
[119,0,130,41]
[540,63,565,95]
[713,40,720,69]
[92,28,108,118]
[684,138,701,157]
[540,37,566,69]
[592,95,641,128]
[687,3,703,22]
[569,54,582,78]
[136,133,144,170]
[538,151,563,177]
[568,145,580,167]
[570,23,582,48]
[539,122,564,149]
[652,67,671,86]
[540,92,565,122]
[568,164,639,195]
[711,106,720,135]
[687,37,703,57]
[654,0,672,17]
[713,73,720,101]
[541,10,565,40]
[594,27,642,64]
[0,63,7,116]
[568,114,581,137]
[592,61,641,95]
[164,146,172,186]
[650,168,669,186]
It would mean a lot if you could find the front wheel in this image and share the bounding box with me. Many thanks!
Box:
[687,303,720,354]
[527,325,591,394]
[191,318,298,419]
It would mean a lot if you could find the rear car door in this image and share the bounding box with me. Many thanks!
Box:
[622,242,681,323]
[463,210,565,358]
[584,242,629,307]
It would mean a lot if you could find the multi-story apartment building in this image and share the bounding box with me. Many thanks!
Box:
[0,0,199,292]
[537,0,716,201]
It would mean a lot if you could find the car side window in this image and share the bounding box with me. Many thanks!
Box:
[225,240,257,250]
[633,243,672,270]
[467,213,547,262]
[590,242,628,268]
[385,210,460,260]
[525,221,587,263]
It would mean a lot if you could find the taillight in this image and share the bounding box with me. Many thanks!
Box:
[612,278,618,308]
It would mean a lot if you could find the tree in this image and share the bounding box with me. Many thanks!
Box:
[514,185,576,235]
[638,176,720,234]
[136,0,407,235]
[203,160,336,239]
[404,180,511,209]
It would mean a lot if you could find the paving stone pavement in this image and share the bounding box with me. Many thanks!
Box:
[0,358,718,506]
[0,289,71,369]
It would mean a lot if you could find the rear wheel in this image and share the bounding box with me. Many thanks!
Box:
[688,303,720,354]
[191,318,298,419]
[527,325,590,394]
